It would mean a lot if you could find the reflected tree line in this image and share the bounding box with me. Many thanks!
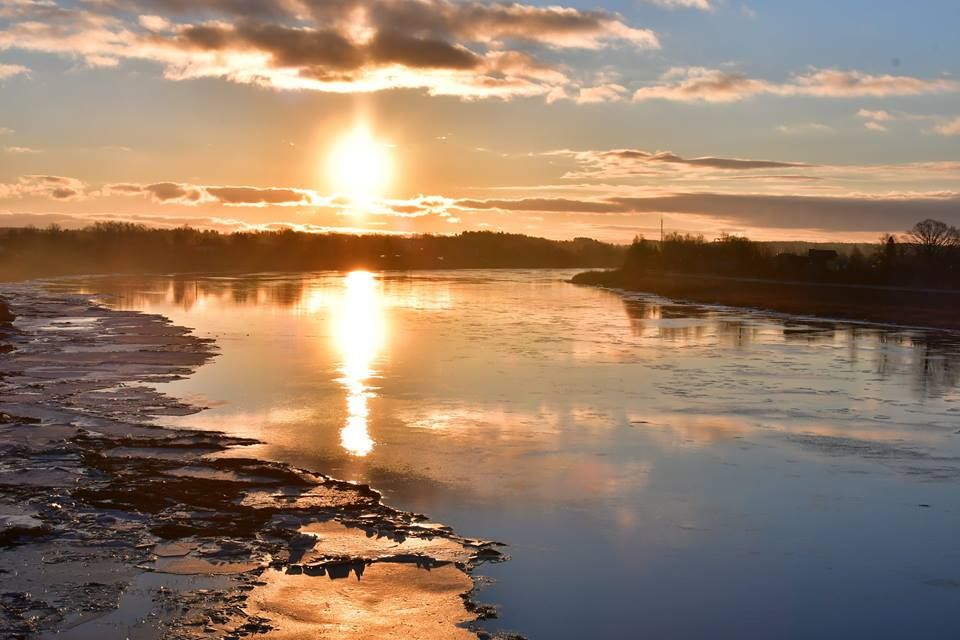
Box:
[51,274,311,312]
[163,276,309,310]
[58,271,455,316]
[621,297,960,398]
[0,223,625,280]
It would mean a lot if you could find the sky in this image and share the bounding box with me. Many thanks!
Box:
[1,0,958,242]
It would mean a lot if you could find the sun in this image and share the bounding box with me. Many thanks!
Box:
[327,125,392,202]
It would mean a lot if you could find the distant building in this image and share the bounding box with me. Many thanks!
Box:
[807,249,840,271]
[775,252,807,271]
[775,249,841,275]
[807,248,838,261]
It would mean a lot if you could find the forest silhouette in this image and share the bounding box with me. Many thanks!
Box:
[573,219,960,329]
[608,218,960,288]
[0,223,624,280]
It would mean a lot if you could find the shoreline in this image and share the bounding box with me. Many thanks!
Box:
[572,270,960,332]
[0,285,511,639]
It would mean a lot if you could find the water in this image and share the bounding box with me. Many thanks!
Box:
[56,270,960,639]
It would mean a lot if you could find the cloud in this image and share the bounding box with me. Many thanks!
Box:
[857,108,893,132]
[455,192,960,233]
[855,108,958,134]
[0,212,91,228]
[934,116,960,136]
[5,174,470,235]
[0,175,85,200]
[103,180,456,216]
[620,150,806,170]
[0,0,657,100]
[551,148,810,179]
[0,63,29,79]
[0,127,13,135]
[106,182,320,207]
[0,210,420,235]
[776,122,833,135]
[105,181,227,205]
[103,183,146,195]
[789,69,958,98]
[458,196,621,214]
[857,109,894,122]
[144,182,207,204]
[3,145,40,153]
[634,67,774,103]
[524,149,959,197]
[642,0,714,10]
[8,161,959,240]
[204,186,317,206]
[0,211,269,233]
[575,83,628,104]
[633,67,960,103]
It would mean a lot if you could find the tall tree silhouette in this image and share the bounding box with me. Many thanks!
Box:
[908,219,959,258]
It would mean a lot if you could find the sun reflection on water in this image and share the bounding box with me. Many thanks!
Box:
[333,271,386,456]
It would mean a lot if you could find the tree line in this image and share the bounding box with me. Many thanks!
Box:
[0,223,626,280]
[619,219,960,289]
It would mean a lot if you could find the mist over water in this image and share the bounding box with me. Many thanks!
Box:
[57,270,960,639]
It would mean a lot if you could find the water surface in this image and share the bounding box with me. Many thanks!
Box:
[57,270,960,639]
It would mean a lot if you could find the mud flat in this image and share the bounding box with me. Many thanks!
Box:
[0,285,510,639]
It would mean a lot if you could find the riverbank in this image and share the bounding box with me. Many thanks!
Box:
[0,285,509,639]
[572,270,960,330]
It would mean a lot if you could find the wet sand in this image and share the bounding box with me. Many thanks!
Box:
[0,286,507,639]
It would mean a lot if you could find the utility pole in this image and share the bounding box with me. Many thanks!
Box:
[660,217,663,244]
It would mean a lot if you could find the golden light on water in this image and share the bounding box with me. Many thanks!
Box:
[327,124,392,205]
[333,270,386,456]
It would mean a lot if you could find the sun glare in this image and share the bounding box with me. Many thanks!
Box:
[327,125,392,203]
[332,270,386,456]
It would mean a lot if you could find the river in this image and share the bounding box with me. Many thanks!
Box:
[55,269,960,639]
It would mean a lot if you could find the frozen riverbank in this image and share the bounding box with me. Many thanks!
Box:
[0,285,507,639]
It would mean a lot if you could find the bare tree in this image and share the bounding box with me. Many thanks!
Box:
[907,219,959,256]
